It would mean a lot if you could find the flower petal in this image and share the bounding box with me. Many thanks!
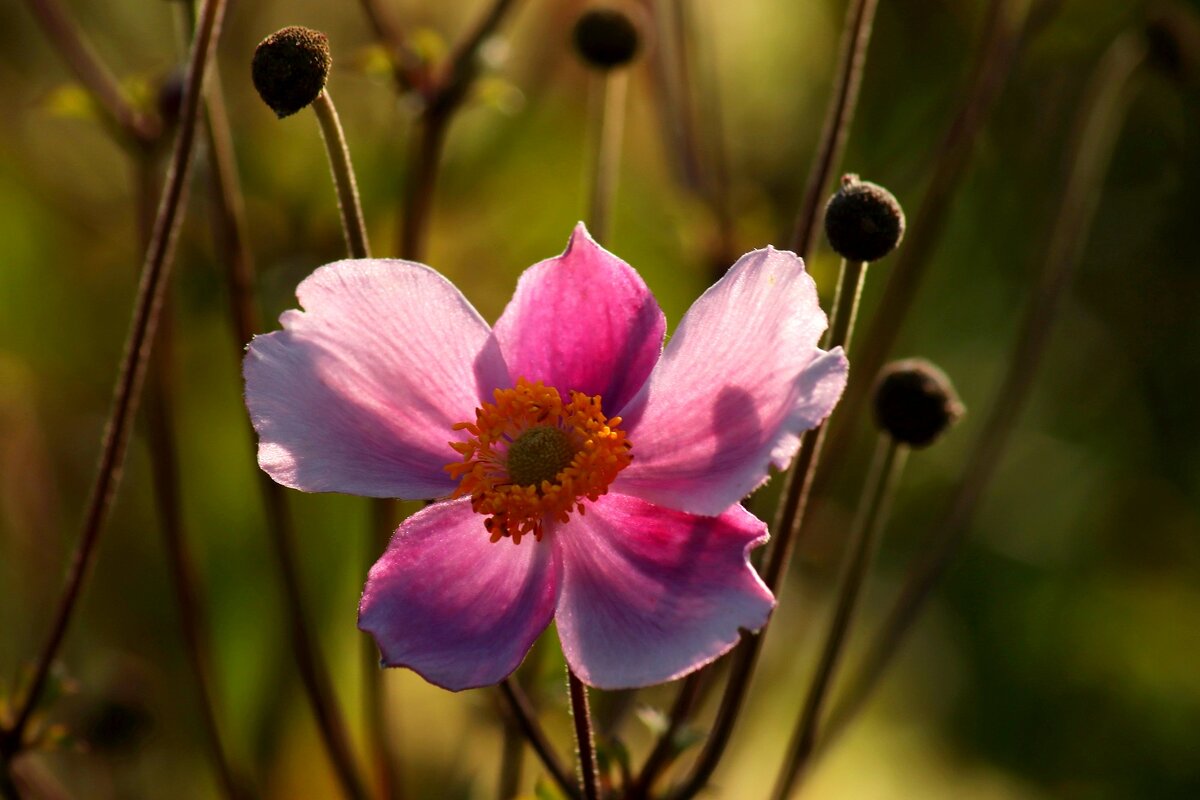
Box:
[493,223,666,414]
[616,247,848,515]
[245,259,509,499]
[553,493,773,689]
[359,498,558,691]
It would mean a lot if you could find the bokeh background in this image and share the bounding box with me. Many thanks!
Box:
[1,0,1198,797]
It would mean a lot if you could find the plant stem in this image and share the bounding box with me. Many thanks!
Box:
[0,0,227,757]
[498,679,581,800]
[22,0,158,146]
[568,669,600,800]
[497,716,523,800]
[200,60,369,800]
[819,29,1146,753]
[625,672,703,800]
[815,0,1040,486]
[586,69,629,243]
[789,0,881,259]
[662,257,867,800]
[136,151,243,800]
[771,436,907,800]
[313,90,372,260]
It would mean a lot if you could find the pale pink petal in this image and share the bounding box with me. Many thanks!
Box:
[493,223,666,413]
[245,259,509,499]
[553,493,773,690]
[359,498,558,691]
[616,247,848,515]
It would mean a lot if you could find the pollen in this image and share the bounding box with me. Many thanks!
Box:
[445,378,632,544]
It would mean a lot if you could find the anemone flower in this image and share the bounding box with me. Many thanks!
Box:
[244,224,848,691]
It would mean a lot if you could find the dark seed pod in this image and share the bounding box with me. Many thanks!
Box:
[872,359,964,448]
[824,174,906,263]
[573,6,643,70]
[251,26,332,118]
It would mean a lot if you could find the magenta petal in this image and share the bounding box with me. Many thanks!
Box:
[554,494,773,689]
[244,259,509,499]
[493,223,666,413]
[616,247,849,515]
[359,498,558,691]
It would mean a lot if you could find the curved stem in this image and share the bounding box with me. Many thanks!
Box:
[789,0,881,258]
[0,0,227,755]
[498,679,581,800]
[819,30,1147,754]
[313,90,371,260]
[625,672,703,800]
[568,669,600,800]
[771,436,907,800]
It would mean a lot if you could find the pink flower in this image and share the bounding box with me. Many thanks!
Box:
[244,224,848,691]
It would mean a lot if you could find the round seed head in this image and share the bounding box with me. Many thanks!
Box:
[872,359,964,448]
[573,6,643,70]
[824,174,906,262]
[251,26,332,118]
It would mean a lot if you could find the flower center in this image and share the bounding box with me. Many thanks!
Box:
[445,378,632,544]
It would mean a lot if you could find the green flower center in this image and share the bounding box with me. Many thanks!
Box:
[506,425,576,488]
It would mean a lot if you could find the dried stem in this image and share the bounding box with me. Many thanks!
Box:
[819,30,1147,753]
[498,679,581,800]
[771,436,907,799]
[21,0,158,146]
[568,669,600,800]
[0,0,227,759]
[789,0,881,259]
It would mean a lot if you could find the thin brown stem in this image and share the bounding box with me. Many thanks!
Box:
[0,0,227,757]
[498,679,581,800]
[663,258,868,800]
[136,152,243,800]
[568,669,600,800]
[789,0,881,259]
[21,0,158,147]
[626,672,703,800]
[201,64,369,800]
[771,436,907,799]
[365,500,400,800]
[497,717,524,800]
[816,0,1037,483]
[819,31,1147,754]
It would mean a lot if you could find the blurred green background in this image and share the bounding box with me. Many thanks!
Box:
[1,0,1198,797]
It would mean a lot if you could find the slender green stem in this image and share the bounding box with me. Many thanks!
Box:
[819,30,1147,754]
[771,436,907,800]
[497,716,524,800]
[626,672,703,799]
[21,0,158,146]
[498,679,581,800]
[789,0,881,258]
[313,90,371,260]
[568,669,600,800]
[586,70,629,243]
[0,0,227,757]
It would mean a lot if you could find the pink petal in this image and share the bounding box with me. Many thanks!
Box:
[245,259,509,499]
[553,493,774,690]
[493,223,666,413]
[359,498,558,691]
[616,247,848,515]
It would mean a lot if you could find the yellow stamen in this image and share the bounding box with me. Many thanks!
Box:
[445,378,632,544]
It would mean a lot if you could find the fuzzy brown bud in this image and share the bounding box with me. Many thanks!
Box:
[573,7,643,70]
[872,359,963,448]
[824,175,906,262]
[251,26,332,118]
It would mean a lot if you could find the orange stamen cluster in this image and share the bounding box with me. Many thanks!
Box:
[445,378,632,544]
